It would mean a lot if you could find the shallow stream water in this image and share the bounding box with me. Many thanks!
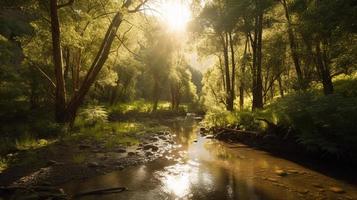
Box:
[63,119,357,200]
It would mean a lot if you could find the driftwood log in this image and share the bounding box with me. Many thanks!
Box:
[72,187,128,198]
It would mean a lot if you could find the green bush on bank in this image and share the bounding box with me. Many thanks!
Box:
[204,78,357,158]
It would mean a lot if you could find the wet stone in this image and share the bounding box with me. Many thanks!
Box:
[127,152,136,157]
[79,144,91,149]
[275,169,288,177]
[205,135,215,139]
[158,136,167,140]
[87,162,100,168]
[312,183,323,188]
[329,187,345,194]
[145,152,154,156]
[143,144,159,152]
[114,148,126,153]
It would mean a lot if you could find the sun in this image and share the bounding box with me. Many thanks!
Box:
[160,0,191,31]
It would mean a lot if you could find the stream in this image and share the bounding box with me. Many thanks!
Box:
[63,119,357,200]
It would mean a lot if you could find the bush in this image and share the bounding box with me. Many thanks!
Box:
[204,110,262,131]
[266,91,357,156]
[77,105,108,127]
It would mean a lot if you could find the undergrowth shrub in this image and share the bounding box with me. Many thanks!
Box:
[204,110,262,131]
[266,91,357,156]
[77,105,108,127]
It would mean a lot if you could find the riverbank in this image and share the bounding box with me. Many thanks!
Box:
[0,118,186,187]
[204,126,357,185]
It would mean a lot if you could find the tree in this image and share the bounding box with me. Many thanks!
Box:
[48,0,148,124]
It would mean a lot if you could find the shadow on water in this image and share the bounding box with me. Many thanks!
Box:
[63,119,357,200]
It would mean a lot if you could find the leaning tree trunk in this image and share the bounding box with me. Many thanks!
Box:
[281,0,304,89]
[65,12,123,124]
[315,40,333,95]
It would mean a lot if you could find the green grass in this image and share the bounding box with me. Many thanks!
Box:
[72,153,86,164]
[0,157,9,173]
[15,134,52,151]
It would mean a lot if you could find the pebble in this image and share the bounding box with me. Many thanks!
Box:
[127,152,136,156]
[205,135,215,139]
[312,183,323,188]
[275,169,288,177]
[114,148,126,153]
[87,162,100,168]
[143,145,159,152]
[329,187,345,194]
[79,144,91,149]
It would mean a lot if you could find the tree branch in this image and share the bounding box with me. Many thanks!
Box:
[57,0,75,9]
[127,0,149,13]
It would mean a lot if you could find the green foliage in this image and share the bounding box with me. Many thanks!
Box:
[265,88,357,156]
[72,153,86,164]
[204,110,262,131]
[15,134,50,151]
[77,105,108,126]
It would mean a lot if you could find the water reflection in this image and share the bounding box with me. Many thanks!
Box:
[63,119,357,200]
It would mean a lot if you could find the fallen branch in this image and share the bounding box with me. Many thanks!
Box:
[221,128,259,135]
[73,187,128,198]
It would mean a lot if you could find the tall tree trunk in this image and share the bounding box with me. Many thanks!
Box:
[315,40,333,95]
[252,7,264,110]
[277,76,284,97]
[152,78,159,112]
[228,32,236,111]
[239,36,248,110]
[50,0,66,122]
[281,0,304,89]
[222,33,232,111]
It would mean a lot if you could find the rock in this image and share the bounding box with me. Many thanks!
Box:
[200,127,207,132]
[205,135,215,139]
[127,152,136,156]
[48,160,58,165]
[329,187,345,194]
[267,178,278,182]
[275,169,288,177]
[149,137,159,142]
[158,136,167,140]
[114,148,126,153]
[145,152,153,156]
[157,131,166,135]
[91,149,101,153]
[143,144,159,152]
[193,140,198,143]
[79,144,91,149]
[87,162,100,168]
[116,165,124,170]
[312,183,323,188]
[287,169,299,174]
[298,189,309,194]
